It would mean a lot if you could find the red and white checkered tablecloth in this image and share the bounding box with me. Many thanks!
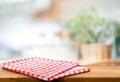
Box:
[1,57,90,81]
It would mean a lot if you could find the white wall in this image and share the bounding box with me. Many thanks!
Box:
[78,0,120,21]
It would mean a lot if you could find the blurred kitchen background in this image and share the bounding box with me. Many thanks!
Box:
[0,0,120,65]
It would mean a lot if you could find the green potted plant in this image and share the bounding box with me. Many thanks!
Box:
[66,8,114,63]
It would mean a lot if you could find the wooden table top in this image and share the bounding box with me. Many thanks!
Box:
[0,66,120,82]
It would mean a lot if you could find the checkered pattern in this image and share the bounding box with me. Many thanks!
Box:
[1,57,90,81]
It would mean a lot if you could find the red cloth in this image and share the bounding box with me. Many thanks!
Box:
[1,57,90,81]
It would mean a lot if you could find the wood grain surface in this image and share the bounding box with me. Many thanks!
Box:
[1,66,120,82]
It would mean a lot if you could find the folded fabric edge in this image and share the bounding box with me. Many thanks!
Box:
[49,66,90,81]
